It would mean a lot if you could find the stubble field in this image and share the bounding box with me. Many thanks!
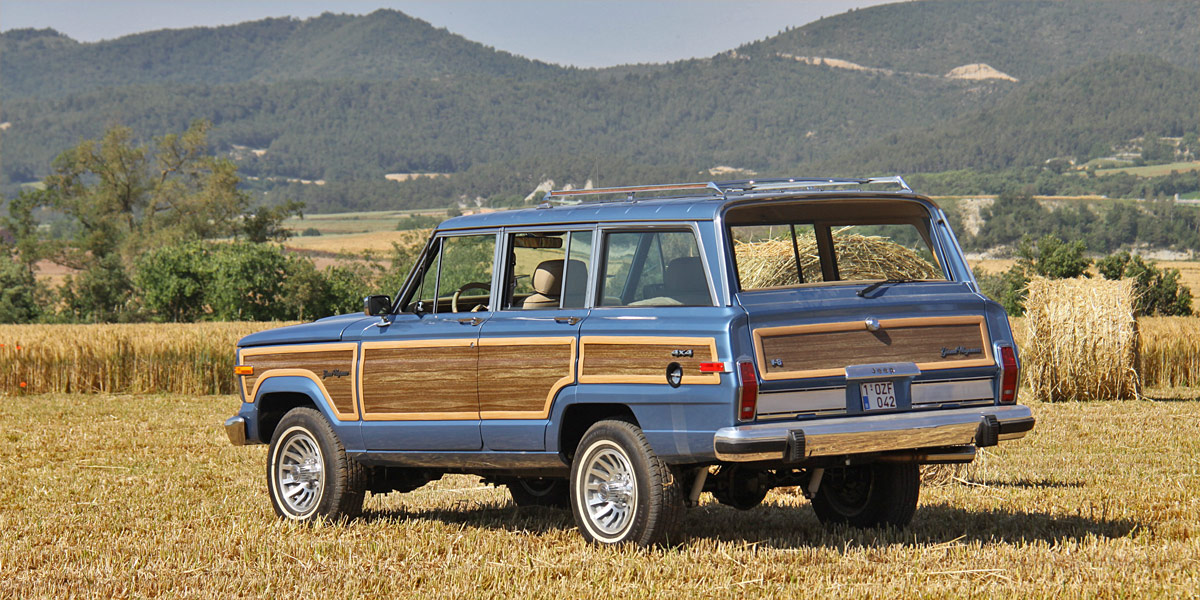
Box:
[2,390,1198,598]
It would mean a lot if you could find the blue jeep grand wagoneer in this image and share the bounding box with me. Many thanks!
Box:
[224,176,1033,545]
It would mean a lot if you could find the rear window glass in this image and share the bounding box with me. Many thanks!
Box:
[728,200,947,291]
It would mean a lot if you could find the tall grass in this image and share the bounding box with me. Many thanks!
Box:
[0,322,297,395]
[1138,317,1200,388]
[3,316,1199,397]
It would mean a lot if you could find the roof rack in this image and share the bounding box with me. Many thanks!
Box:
[544,182,725,204]
[541,175,910,205]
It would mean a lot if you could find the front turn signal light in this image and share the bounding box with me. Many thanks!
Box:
[234,365,254,376]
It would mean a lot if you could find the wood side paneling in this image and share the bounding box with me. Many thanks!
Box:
[478,338,574,418]
[359,343,478,419]
[579,336,720,385]
[240,346,357,418]
[754,316,992,381]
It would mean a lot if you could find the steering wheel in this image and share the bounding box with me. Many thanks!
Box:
[451,282,491,313]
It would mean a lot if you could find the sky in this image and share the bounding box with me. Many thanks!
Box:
[1,1,900,68]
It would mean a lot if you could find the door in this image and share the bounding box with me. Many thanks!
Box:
[357,232,497,451]
[477,229,593,451]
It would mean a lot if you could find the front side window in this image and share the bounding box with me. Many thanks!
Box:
[404,233,496,313]
[728,199,947,291]
[599,230,712,307]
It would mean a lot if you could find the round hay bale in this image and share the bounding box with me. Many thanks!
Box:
[733,230,941,289]
[1023,277,1140,401]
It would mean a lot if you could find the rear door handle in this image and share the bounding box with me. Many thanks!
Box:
[554,316,581,325]
[458,317,484,326]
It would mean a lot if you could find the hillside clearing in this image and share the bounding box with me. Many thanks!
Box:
[1,393,1198,598]
[1094,161,1200,178]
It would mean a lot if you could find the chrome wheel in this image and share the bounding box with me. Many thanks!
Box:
[580,443,638,537]
[275,429,325,516]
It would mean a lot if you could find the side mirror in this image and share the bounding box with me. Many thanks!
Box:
[363,295,392,316]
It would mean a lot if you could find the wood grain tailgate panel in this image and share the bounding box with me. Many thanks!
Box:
[755,316,992,381]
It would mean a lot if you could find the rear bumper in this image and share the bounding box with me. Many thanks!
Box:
[224,416,247,446]
[713,404,1034,463]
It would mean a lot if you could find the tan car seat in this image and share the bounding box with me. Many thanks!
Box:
[523,259,587,309]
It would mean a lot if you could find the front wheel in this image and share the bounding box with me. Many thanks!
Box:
[267,407,366,521]
[811,463,920,529]
[569,419,685,546]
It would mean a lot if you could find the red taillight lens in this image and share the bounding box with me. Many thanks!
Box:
[738,361,758,420]
[999,345,1019,404]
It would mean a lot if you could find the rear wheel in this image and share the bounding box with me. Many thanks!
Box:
[569,419,685,546]
[503,477,570,508]
[811,463,920,528]
[267,407,366,521]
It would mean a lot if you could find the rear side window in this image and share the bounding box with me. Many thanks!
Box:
[599,230,711,307]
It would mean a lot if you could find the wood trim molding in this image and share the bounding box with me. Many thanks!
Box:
[578,335,721,385]
[478,336,576,420]
[238,343,360,421]
[752,315,992,381]
[358,338,478,422]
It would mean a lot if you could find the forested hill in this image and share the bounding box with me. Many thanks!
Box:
[740,0,1200,81]
[824,55,1200,173]
[2,0,1199,211]
[0,10,560,100]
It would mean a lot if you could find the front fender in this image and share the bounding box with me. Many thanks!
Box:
[245,375,363,450]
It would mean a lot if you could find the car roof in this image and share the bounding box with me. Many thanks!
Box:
[435,184,941,232]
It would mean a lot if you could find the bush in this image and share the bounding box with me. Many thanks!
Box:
[133,242,213,322]
[1096,252,1194,316]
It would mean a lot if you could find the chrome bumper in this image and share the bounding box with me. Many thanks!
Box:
[224,416,247,446]
[713,404,1034,463]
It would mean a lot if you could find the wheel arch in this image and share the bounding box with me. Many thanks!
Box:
[251,376,339,443]
[555,403,638,462]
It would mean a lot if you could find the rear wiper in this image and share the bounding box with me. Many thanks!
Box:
[857,278,916,298]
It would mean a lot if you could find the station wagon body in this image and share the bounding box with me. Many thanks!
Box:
[224,177,1034,545]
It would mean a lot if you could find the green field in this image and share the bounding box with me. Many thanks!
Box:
[1095,161,1200,178]
[285,209,448,236]
[3,392,1199,598]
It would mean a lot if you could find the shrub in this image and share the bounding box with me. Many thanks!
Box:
[1096,252,1193,316]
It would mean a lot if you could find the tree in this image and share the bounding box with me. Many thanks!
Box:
[242,199,305,243]
[1017,234,1090,279]
[41,121,253,267]
[1096,251,1193,316]
[207,242,294,321]
[133,242,214,322]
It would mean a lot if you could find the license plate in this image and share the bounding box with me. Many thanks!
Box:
[861,381,897,411]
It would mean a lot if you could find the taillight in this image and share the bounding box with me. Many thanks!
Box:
[737,361,758,420]
[998,345,1019,404]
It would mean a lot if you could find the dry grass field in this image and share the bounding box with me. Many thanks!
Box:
[283,229,429,257]
[2,392,1198,598]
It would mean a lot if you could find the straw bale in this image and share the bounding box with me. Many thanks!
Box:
[1023,277,1140,401]
[734,230,942,289]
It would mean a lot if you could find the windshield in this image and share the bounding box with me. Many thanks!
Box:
[727,199,948,291]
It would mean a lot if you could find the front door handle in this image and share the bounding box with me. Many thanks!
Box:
[458,317,484,326]
[554,316,581,325]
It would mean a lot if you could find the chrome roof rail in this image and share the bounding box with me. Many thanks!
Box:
[544,182,725,204]
[540,175,911,205]
[720,176,912,194]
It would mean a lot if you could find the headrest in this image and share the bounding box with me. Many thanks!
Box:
[665,256,706,292]
[532,259,587,297]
